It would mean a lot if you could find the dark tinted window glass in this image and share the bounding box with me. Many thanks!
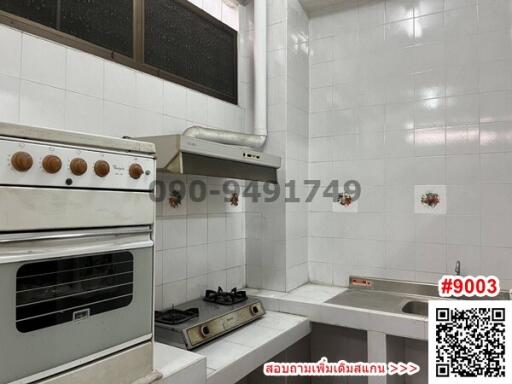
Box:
[145,0,237,101]
[0,0,57,28]
[60,0,133,57]
[16,252,134,332]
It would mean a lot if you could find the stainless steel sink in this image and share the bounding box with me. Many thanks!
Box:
[325,276,510,318]
[402,300,428,316]
[326,288,433,317]
[326,289,413,313]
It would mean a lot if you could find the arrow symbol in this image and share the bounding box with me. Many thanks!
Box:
[408,363,420,375]
[388,363,398,375]
[399,363,408,375]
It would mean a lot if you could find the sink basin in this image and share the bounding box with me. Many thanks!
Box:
[326,290,406,312]
[402,301,428,316]
[326,290,431,317]
[325,276,509,319]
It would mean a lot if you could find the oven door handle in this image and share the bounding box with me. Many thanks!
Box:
[0,226,152,244]
[0,226,153,264]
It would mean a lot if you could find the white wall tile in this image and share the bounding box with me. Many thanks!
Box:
[207,242,227,272]
[163,82,187,119]
[104,61,136,106]
[187,245,208,278]
[226,239,245,267]
[135,109,163,136]
[21,34,66,88]
[307,0,512,287]
[187,215,208,246]
[414,0,444,17]
[20,80,65,129]
[479,59,512,93]
[187,275,208,301]
[186,90,208,125]
[446,94,479,125]
[446,64,478,96]
[208,214,226,243]
[103,101,137,138]
[162,115,187,135]
[135,72,163,113]
[479,30,512,62]
[163,248,187,283]
[203,0,222,19]
[385,0,414,22]
[480,122,512,153]
[66,48,103,98]
[221,1,239,30]
[0,74,19,124]
[162,280,187,308]
[444,6,478,37]
[188,0,203,8]
[163,217,187,250]
[0,24,21,77]
[65,92,103,135]
[226,266,245,289]
[478,0,512,33]
[480,91,512,123]
[154,251,163,286]
[385,18,414,48]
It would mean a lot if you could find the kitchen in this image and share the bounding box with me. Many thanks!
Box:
[0,0,511,383]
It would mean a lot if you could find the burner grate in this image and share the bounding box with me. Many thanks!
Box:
[203,287,247,305]
[155,307,199,325]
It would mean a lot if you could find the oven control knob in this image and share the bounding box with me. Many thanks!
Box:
[42,155,62,174]
[129,163,144,179]
[70,158,87,176]
[200,325,210,337]
[250,304,260,315]
[94,160,110,177]
[11,151,33,172]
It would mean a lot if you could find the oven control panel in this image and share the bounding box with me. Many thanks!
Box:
[0,137,155,190]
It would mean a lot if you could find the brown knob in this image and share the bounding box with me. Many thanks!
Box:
[11,151,33,172]
[129,163,144,179]
[42,155,62,174]
[70,158,88,176]
[94,160,110,177]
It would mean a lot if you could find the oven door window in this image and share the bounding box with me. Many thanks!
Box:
[16,252,134,333]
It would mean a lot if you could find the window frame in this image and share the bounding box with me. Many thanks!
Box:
[0,0,238,104]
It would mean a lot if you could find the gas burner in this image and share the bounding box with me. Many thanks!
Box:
[203,287,247,305]
[155,307,199,325]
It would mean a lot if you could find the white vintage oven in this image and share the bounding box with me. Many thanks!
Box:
[0,123,156,384]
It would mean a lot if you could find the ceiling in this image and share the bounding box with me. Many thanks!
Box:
[298,0,347,14]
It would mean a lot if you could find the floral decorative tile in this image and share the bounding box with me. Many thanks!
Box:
[414,185,447,215]
[332,192,359,213]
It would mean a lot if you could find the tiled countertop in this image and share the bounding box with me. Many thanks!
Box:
[153,342,206,384]
[247,284,428,340]
[154,311,310,384]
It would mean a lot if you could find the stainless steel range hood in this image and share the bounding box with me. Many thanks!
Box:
[139,134,281,184]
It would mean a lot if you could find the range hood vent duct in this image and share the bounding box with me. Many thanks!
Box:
[139,134,281,184]
[140,1,278,184]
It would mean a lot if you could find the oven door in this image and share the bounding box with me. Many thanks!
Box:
[0,227,154,384]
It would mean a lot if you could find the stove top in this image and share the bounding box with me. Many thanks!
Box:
[155,288,265,350]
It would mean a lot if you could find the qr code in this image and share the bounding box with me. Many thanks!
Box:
[429,301,512,384]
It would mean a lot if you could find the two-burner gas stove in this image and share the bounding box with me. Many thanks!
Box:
[155,287,265,350]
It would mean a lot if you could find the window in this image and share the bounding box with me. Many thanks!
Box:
[0,0,238,103]
[16,252,134,332]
